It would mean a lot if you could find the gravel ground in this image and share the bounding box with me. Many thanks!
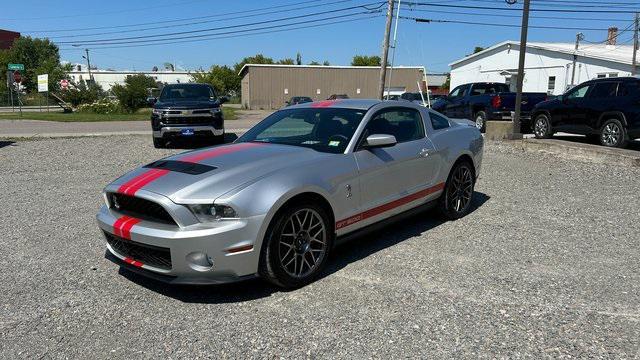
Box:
[0,136,638,358]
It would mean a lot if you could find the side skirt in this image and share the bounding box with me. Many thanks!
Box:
[333,199,438,248]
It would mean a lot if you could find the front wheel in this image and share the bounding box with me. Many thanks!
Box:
[599,119,628,148]
[438,161,475,220]
[153,137,166,148]
[259,203,333,288]
[533,114,552,139]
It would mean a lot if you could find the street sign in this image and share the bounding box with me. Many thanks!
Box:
[8,63,24,71]
[60,79,69,90]
[38,74,49,92]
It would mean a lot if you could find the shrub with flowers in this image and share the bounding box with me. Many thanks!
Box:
[76,99,122,114]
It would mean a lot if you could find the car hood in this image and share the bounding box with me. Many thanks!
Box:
[108,143,329,204]
[155,100,220,109]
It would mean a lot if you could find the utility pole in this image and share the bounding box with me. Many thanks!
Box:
[377,0,395,100]
[386,0,402,100]
[632,13,639,76]
[512,0,530,138]
[570,32,584,86]
[83,49,93,84]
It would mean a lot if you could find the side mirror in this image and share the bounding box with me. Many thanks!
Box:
[364,134,397,148]
[147,97,157,106]
[219,96,229,104]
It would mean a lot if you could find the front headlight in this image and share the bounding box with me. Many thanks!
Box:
[189,204,237,222]
[210,108,221,115]
[152,108,163,116]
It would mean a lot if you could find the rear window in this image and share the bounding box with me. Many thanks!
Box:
[618,81,640,97]
[589,82,618,98]
[471,83,509,95]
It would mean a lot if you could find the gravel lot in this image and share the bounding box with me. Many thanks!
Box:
[0,136,638,358]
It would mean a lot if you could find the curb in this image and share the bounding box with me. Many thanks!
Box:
[0,128,250,140]
[515,138,640,168]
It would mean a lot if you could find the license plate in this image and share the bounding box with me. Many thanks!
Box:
[181,128,195,136]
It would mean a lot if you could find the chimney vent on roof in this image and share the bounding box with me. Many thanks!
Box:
[607,27,618,45]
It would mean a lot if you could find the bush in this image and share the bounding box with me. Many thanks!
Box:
[61,81,104,107]
[112,74,156,112]
[77,99,122,114]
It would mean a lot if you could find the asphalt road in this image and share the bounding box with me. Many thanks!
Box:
[0,137,638,358]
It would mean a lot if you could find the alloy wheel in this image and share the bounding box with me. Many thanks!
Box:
[475,115,484,130]
[601,122,621,146]
[447,165,474,213]
[278,209,327,278]
[534,117,548,138]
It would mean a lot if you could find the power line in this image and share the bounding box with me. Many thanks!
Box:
[401,15,624,31]
[455,0,640,8]
[402,2,640,13]
[399,7,634,22]
[56,3,384,45]
[58,14,381,51]
[46,0,355,39]
[24,0,339,34]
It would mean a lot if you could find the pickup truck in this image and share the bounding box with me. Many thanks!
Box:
[431,82,548,132]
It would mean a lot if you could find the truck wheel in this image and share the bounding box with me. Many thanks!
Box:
[599,119,628,148]
[474,111,487,133]
[153,137,166,148]
[533,114,552,139]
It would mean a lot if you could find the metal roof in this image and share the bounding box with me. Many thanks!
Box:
[238,63,425,76]
[449,40,640,67]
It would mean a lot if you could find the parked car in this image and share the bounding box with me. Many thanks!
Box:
[327,94,349,100]
[431,82,548,132]
[531,77,640,148]
[97,99,483,288]
[150,83,228,148]
[400,92,428,104]
[285,96,313,106]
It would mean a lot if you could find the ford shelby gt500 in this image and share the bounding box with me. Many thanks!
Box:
[97,99,483,288]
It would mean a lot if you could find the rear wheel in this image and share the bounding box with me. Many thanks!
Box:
[474,111,487,133]
[153,137,166,148]
[599,119,628,148]
[438,161,475,220]
[533,114,552,139]
[259,203,333,288]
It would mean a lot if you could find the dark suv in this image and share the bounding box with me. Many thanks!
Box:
[531,77,640,148]
[151,83,227,148]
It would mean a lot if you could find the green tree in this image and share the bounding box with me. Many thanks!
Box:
[233,54,274,74]
[323,60,330,66]
[0,36,67,92]
[276,58,295,65]
[111,74,156,112]
[309,61,321,65]
[61,81,105,107]
[440,74,451,92]
[351,55,381,66]
[296,52,302,65]
[191,65,240,94]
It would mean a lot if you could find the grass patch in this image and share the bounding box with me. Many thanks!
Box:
[0,107,237,122]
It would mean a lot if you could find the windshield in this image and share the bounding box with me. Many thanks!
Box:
[237,108,366,154]
[159,84,216,102]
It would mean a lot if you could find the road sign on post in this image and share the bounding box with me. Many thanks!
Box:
[38,74,49,92]
[60,79,69,90]
[8,63,24,71]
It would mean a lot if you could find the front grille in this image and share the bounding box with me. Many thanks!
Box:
[162,117,215,125]
[105,232,172,270]
[108,193,177,225]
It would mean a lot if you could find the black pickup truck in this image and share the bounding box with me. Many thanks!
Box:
[431,82,548,132]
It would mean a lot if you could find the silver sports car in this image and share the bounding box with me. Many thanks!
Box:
[97,99,483,288]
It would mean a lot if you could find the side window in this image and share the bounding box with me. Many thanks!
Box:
[364,108,425,144]
[565,84,591,100]
[449,85,468,98]
[618,81,639,97]
[470,84,486,96]
[589,82,618,99]
[429,112,450,130]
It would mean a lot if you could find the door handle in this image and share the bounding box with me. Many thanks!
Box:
[418,148,433,157]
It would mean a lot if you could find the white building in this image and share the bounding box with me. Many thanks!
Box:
[67,64,192,90]
[449,38,638,96]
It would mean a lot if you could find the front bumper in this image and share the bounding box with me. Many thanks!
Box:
[153,126,224,139]
[97,205,266,284]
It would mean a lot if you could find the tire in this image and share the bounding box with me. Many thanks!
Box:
[438,160,475,220]
[153,137,166,148]
[259,202,333,288]
[474,111,487,133]
[599,119,628,148]
[533,114,552,139]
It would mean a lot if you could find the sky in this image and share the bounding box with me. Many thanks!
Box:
[3,0,638,73]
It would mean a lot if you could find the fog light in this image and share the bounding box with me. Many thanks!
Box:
[186,251,214,272]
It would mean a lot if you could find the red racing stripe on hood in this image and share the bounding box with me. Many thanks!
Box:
[179,142,263,163]
[118,168,170,196]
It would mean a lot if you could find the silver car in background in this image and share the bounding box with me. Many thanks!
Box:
[96,99,483,288]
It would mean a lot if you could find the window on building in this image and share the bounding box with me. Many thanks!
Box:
[547,76,556,93]
[609,72,619,78]
[597,74,607,79]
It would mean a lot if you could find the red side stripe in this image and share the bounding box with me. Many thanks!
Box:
[123,257,144,267]
[335,182,445,230]
[226,244,254,253]
[311,100,338,108]
[180,142,263,163]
